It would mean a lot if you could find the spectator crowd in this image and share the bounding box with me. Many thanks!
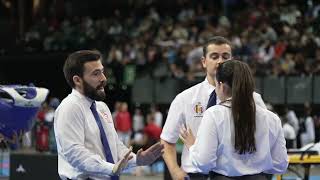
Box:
[3,0,317,85]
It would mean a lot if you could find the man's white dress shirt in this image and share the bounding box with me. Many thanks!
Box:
[54,89,136,180]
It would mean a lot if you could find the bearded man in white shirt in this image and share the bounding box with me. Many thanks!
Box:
[54,50,164,180]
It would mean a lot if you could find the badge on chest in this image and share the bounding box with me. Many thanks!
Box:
[194,102,204,117]
[98,110,113,123]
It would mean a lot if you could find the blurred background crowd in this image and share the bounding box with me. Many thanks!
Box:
[1,0,320,81]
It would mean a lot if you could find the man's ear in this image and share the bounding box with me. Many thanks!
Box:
[73,75,82,87]
[201,56,206,68]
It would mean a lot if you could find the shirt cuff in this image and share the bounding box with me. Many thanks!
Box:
[160,133,178,144]
[189,144,195,152]
[100,161,115,175]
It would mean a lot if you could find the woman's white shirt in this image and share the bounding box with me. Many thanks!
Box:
[189,103,288,176]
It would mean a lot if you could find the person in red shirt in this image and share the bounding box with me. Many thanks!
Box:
[115,102,132,146]
[143,114,162,148]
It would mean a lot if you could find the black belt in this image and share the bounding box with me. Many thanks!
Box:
[187,172,209,179]
[209,172,269,180]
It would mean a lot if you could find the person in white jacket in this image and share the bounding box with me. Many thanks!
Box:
[180,60,288,179]
[300,105,315,147]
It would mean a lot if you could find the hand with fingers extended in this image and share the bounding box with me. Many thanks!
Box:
[179,126,195,149]
[136,142,164,166]
[112,146,133,175]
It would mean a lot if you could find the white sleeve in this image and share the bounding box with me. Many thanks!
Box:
[189,110,218,174]
[264,115,289,174]
[253,92,267,109]
[55,103,115,176]
[160,94,185,143]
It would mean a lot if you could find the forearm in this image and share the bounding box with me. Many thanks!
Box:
[161,139,184,176]
[58,127,114,175]
[62,143,115,176]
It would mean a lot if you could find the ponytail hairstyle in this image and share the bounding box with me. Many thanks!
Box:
[216,60,256,154]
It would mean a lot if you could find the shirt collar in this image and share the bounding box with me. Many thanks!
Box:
[204,77,215,96]
[219,98,232,108]
[71,89,94,108]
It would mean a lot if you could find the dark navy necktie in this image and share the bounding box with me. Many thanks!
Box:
[90,102,119,180]
[206,90,217,109]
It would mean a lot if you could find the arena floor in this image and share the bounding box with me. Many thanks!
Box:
[2,168,320,180]
[2,149,320,180]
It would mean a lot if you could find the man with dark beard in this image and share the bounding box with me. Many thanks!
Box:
[54,50,164,180]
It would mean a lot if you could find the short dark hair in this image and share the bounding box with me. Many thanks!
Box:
[63,50,102,88]
[203,36,232,57]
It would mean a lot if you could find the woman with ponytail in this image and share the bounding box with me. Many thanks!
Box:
[180,60,288,179]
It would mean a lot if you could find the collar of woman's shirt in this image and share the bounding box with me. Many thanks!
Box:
[218,98,232,108]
